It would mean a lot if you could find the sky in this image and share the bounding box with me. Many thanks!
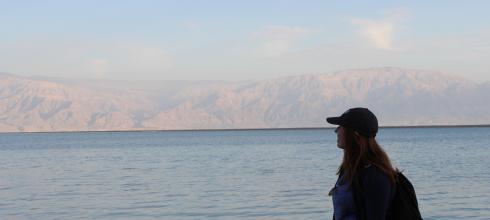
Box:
[1,0,490,82]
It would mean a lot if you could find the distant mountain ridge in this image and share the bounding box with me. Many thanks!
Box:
[1,67,489,132]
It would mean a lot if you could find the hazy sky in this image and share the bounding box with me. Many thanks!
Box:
[1,0,489,82]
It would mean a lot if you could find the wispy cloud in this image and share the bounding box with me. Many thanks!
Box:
[350,19,395,50]
[182,20,201,31]
[350,10,407,50]
[253,26,313,57]
[123,44,173,69]
[0,40,173,79]
[88,58,109,79]
[85,45,172,79]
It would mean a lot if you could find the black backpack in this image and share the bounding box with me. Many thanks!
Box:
[351,170,423,220]
[391,171,423,220]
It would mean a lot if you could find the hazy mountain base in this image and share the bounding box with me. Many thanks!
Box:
[1,67,489,132]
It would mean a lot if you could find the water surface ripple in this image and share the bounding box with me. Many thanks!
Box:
[0,127,489,219]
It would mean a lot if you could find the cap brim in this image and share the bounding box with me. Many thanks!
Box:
[326,117,341,125]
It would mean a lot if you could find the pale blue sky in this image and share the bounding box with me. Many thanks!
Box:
[1,0,489,82]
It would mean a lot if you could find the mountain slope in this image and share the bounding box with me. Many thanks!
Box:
[0,67,488,132]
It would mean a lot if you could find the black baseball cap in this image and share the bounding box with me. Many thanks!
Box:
[326,107,378,138]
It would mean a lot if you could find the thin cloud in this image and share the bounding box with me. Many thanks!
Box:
[350,19,395,50]
[182,20,201,31]
[350,10,407,50]
[122,44,173,69]
[82,43,173,79]
[88,58,109,79]
[253,26,313,57]
[0,39,173,80]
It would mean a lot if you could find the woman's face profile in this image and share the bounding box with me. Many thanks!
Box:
[335,126,345,149]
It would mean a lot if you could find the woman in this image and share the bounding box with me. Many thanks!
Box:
[327,107,397,220]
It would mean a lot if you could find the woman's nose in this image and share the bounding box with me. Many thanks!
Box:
[334,127,339,133]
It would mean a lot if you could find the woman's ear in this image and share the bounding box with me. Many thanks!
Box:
[353,131,362,144]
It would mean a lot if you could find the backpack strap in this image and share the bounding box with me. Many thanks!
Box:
[352,173,367,220]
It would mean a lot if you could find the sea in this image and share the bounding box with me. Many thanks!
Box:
[0,127,489,220]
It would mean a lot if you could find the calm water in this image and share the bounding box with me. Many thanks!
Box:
[0,127,489,219]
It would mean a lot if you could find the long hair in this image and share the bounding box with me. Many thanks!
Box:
[337,127,396,186]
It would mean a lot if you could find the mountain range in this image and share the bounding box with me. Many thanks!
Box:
[1,67,489,132]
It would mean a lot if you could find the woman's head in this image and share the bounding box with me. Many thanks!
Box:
[327,108,396,185]
[327,107,378,138]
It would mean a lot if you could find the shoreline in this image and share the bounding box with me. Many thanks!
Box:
[1,124,490,134]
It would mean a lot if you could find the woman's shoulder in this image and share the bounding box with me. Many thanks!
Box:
[361,164,384,175]
[360,164,391,187]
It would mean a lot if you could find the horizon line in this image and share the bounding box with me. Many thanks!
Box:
[2,124,489,135]
[3,66,487,83]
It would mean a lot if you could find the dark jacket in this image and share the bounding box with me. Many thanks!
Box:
[333,165,395,220]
